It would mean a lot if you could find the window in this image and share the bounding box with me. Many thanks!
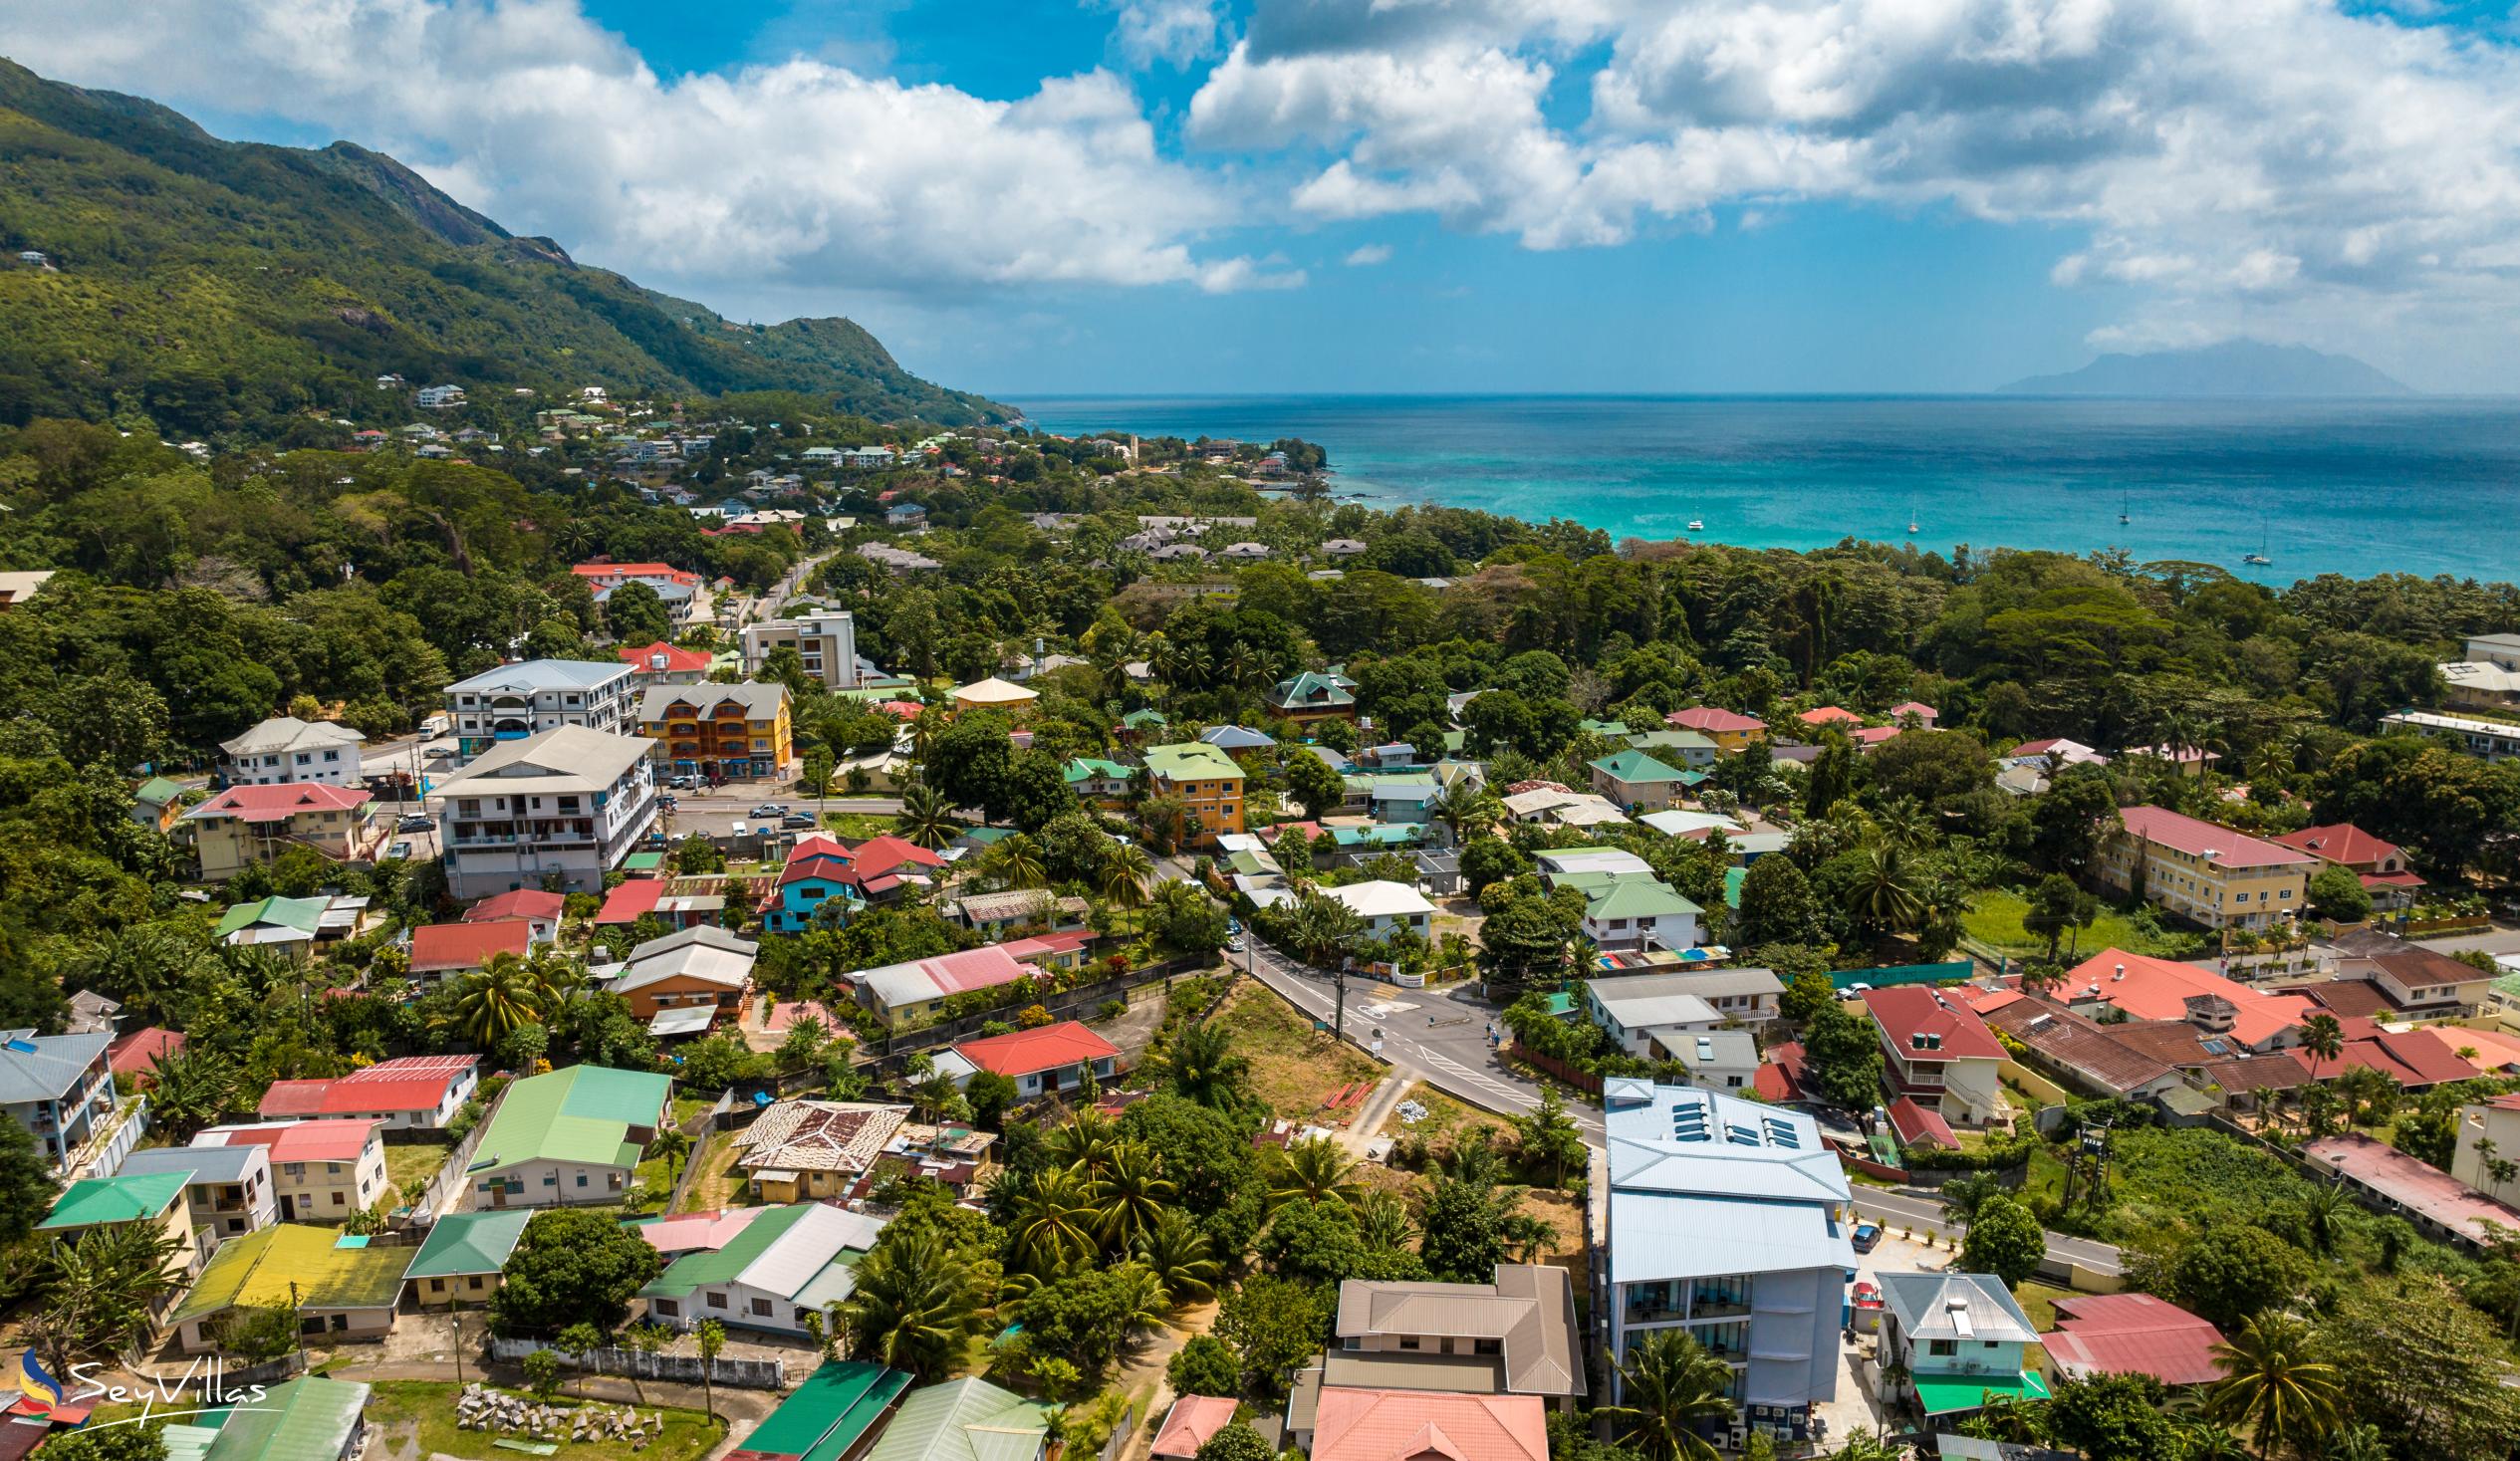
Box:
[1398,1338,1420,1351]
[331,1192,346,1207]
[706,1292,727,1309]
[750,1297,774,1317]
[653,1299,679,1319]
[470,1276,485,1291]
[1928,1339,1957,1356]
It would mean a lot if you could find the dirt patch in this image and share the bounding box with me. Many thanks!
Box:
[1213,980,1382,1119]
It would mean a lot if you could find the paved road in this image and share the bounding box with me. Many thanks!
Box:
[1848,1186,2126,1277]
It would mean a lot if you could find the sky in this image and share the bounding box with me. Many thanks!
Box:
[7,0,2520,395]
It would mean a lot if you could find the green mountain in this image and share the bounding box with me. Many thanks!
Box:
[0,58,1010,434]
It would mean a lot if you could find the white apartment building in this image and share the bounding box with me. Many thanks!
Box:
[218,717,366,787]
[443,659,636,762]
[741,611,862,690]
[429,725,659,899]
[1604,1081,1853,1452]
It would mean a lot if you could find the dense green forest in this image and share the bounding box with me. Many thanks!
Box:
[0,58,1009,436]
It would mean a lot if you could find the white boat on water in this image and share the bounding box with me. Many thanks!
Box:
[1686,518,1705,532]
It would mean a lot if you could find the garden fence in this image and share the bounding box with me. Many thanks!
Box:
[488,1338,786,1389]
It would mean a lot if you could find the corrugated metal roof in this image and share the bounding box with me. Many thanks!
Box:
[404,1210,535,1280]
[1608,1191,1853,1285]
[731,1361,912,1461]
[201,1377,371,1461]
[861,1379,1048,1461]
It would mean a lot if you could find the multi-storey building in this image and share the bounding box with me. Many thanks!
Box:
[0,1029,135,1175]
[195,1119,389,1223]
[1863,986,2006,1126]
[180,784,378,880]
[120,1142,278,1259]
[2380,709,2520,763]
[1143,742,1245,849]
[442,659,636,762]
[2097,805,2313,931]
[742,611,861,690]
[218,717,366,787]
[1874,1273,2048,1420]
[636,682,793,781]
[1603,1080,1851,1452]
[428,725,659,899]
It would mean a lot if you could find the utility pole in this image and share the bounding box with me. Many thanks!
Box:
[451,1300,464,1384]
[291,1280,307,1366]
[1334,954,1348,1043]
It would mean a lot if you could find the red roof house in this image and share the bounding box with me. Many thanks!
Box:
[213,1117,380,1164]
[1306,1389,1548,1461]
[618,640,715,677]
[408,920,532,978]
[1665,706,1765,735]
[1755,1041,1811,1102]
[256,1054,480,1127]
[1150,1396,1239,1460]
[947,1021,1124,1097]
[1888,701,1939,725]
[1863,987,2007,1123]
[106,1027,186,1081]
[596,877,668,926]
[2042,1293,2225,1386]
[186,783,373,823]
[2270,823,2425,898]
[1797,706,1864,727]
[1886,1095,1959,1150]
[2336,1029,2476,1090]
[2057,949,2318,1050]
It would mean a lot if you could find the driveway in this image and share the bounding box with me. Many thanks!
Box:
[1812,1229,1947,1446]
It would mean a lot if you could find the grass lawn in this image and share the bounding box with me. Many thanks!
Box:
[1212,980,1381,1119]
[821,811,903,840]
[1393,1087,1513,1152]
[383,1138,454,1202]
[1963,889,2167,958]
[362,1379,725,1461]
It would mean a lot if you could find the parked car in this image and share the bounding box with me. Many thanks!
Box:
[388,840,413,859]
[782,812,818,829]
[1851,1221,1883,1254]
[1226,935,1246,954]
[751,803,788,818]
[396,814,431,833]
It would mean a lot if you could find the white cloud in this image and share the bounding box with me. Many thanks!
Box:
[1345,243,1393,266]
[0,0,1286,300]
[1188,0,2520,356]
[1087,0,1228,68]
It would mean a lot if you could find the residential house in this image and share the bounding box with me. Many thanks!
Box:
[2125,744,2222,777]
[1874,1273,2049,1421]
[463,887,566,945]
[199,1376,374,1461]
[197,1119,388,1222]
[0,1029,132,1175]
[2453,1094,2520,1206]
[1889,701,1939,727]
[742,611,863,690]
[1584,977,1730,1058]
[254,1055,480,1132]
[1265,670,1359,726]
[1064,757,1134,804]
[429,725,660,900]
[215,893,363,953]
[2269,824,2425,911]
[119,1142,275,1262]
[731,1100,913,1203]
[132,775,186,832]
[442,658,635,762]
[861,1379,1051,1461]
[637,1202,888,1335]
[730,1362,913,1461]
[1796,706,1864,731]
[0,569,53,609]
[2098,806,2314,931]
[1143,742,1246,849]
[1589,968,1782,1027]
[401,1209,534,1310]
[1664,707,1768,754]
[1602,1082,1851,1448]
[417,384,467,408]
[853,945,1032,1027]
[2048,949,2315,1052]
[937,1022,1123,1102]
[2040,1294,2226,1387]
[608,924,758,1022]
[1626,728,1719,768]
[1200,724,1277,753]
[169,1224,414,1351]
[1863,987,2006,1126]
[1150,1397,1240,1461]
[1315,1264,1586,1412]
[1287,1388,1548,1461]
[2380,709,2520,761]
[1324,880,1436,940]
[2007,738,2110,769]
[571,562,702,597]
[1581,879,1703,955]
[2322,928,2493,1015]
[944,890,1090,941]
[182,784,378,880]
[2437,632,2520,711]
[407,920,533,982]
[617,639,716,684]
[637,681,794,781]
[467,1064,673,1209]
[107,1026,186,1084]
[219,717,365,788]
[2309,1131,2520,1253]
[38,1171,199,1290]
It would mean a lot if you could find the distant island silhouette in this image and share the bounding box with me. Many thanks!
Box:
[2000,340,2412,397]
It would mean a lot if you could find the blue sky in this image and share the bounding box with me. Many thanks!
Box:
[9,0,2519,394]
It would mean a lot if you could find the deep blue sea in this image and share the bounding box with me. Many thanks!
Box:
[1016,395,2520,584]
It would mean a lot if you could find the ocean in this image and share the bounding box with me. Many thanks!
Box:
[1015,394,2520,584]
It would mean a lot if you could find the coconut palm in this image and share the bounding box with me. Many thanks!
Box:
[1428,781,1504,846]
[1098,844,1153,921]
[1286,890,1367,970]
[1111,1260,1172,1345]
[1009,1167,1102,1273]
[1269,1136,1363,1208]
[2297,1013,2345,1087]
[896,780,959,850]
[1602,1329,1737,1461]
[1134,1210,1220,1303]
[988,834,1047,890]
[1872,797,1935,853]
[1847,845,1923,936]
[1165,1021,1251,1110]
[2205,1312,2343,1459]
[439,953,546,1049]
[1093,1140,1176,1251]
[1045,1108,1122,1179]
[832,1231,991,1379]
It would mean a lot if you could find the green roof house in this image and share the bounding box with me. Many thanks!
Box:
[862,1379,1051,1461]
[1581,878,1704,956]
[1588,749,1692,813]
[730,1360,912,1461]
[214,895,336,950]
[200,1376,372,1461]
[1120,708,1168,732]
[1264,670,1356,721]
[132,776,186,830]
[39,1169,198,1291]
[468,1064,672,1209]
[1626,728,1720,768]
[401,1209,534,1309]
[1062,758,1134,799]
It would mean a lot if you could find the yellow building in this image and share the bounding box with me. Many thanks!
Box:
[38,1170,200,1294]
[2097,805,2314,931]
[179,784,378,881]
[1143,742,1245,849]
[636,681,793,781]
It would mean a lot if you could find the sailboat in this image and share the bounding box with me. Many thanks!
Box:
[2119,489,2131,526]
[1686,517,1704,533]
[1906,505,1919,535]
[2242,519,2271,566]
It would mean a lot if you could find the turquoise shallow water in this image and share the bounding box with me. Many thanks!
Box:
[1016,394,2520,584]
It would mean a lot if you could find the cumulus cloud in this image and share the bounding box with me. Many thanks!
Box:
[1087,0,1229,68]
[1189,0,2520,349]
[1345,243,1393,266]
[0,0,1284,300]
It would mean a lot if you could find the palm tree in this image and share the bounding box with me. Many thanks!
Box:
[1165,1021,1252,1110]
[834,1230,991,1379]
[1099,844,1153,926]
[1009,1168,1102,1274]
[896,781,959,850]
[1287,891,1367,971]
[1847,845,1923,936]
[1045,1108,1122,1179]
[990,835,1047,890]
[1872,797,1934,853]
[1428,781,1504,847]
[1603,1329,1737,1461]
[2298,1181,2351,1255]
[1110,1260,1172,1349]
[649,1127,692,1196]
[2297,1013,2345,1087]
[1093,1140,1176,1251]
[1134,1210,1220,1303]
[439,953,546,1049]
[1509,1090,1587,1189]
[1354,1188,1414,1252]
[1270,1136,1363,1208]
[2205,1312,2343,1459]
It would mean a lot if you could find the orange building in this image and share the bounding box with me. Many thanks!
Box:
[1143,742,1245,849]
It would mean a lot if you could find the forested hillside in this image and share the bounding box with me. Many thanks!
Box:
[0,59,1008,435]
